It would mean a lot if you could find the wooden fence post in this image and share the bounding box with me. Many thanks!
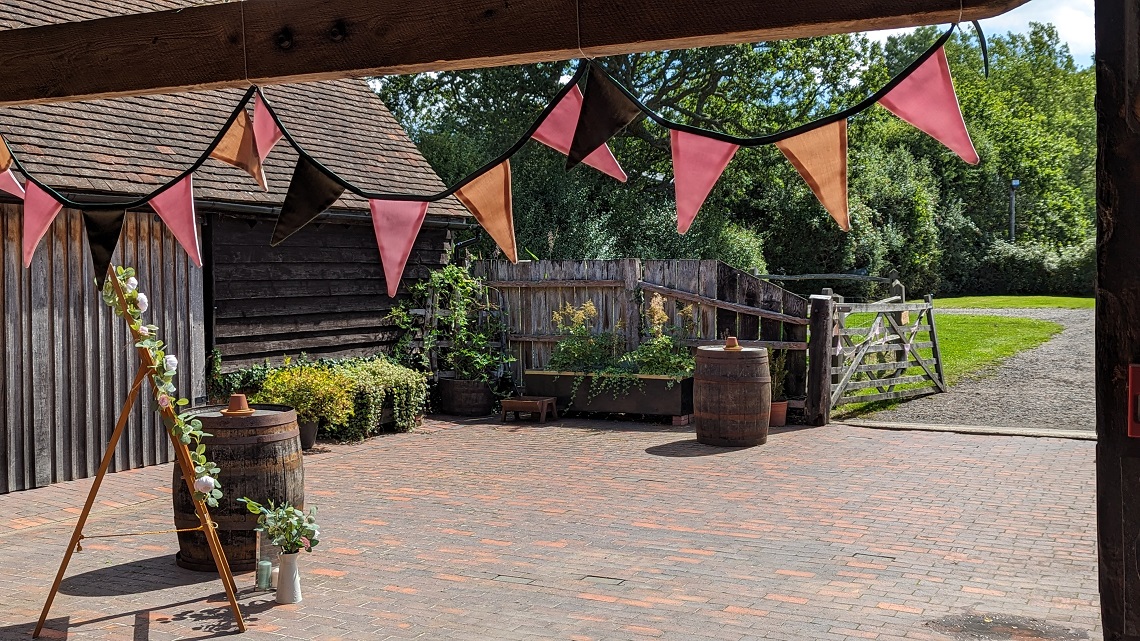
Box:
[805,294,835,426]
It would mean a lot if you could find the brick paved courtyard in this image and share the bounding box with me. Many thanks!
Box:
[0,418,1098,640]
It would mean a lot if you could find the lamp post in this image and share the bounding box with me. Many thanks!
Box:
[1008,179,1020,242]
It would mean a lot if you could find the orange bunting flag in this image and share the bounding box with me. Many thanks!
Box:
[455,161,516,263]
[775,120,850,231]
[878,48,979,165]
[370,199,430,298]
[670,130,739,234]
[0,135,12,172]
[22,181,63,267]
[210,109,268,190]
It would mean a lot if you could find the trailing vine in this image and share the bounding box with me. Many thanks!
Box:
[101,266,223,508]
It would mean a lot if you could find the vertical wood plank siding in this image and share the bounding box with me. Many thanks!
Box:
[209,214,452,372]
[0,204,203,493]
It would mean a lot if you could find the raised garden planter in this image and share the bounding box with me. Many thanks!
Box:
[523,370,693,417]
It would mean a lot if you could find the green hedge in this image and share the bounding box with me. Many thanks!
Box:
[212,353,428,441]
[968,239,1095,296]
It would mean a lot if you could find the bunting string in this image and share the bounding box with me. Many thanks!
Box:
[0,22,981,278]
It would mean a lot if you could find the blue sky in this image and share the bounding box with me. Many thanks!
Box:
[866,0,1094,65]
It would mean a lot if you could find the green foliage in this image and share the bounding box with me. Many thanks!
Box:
[208,352,274,402]
[546,297,694,404]
[217,354,429,440]
[238,498,320,554]
[253,365,355,427]
[969,238,1095,295]
[769,350,788,402]
[334,357,429,437]
[388,265,512,382]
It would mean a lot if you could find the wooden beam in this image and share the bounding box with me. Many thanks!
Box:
[0,0,1028,106]
[1094,0,1140,635]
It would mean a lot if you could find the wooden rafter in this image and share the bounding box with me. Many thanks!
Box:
[0,0,1028,107]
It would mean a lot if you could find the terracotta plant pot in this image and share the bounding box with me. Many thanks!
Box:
[298,420,318,450]
[276,551,302,604]
[769,400,788,428]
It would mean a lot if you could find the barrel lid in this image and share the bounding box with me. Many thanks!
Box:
[696,345,767,354]
[188,404,298,427]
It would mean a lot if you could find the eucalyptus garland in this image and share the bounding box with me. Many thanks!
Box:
[101,266,223,508]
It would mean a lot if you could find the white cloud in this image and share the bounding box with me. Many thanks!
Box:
[865,0,1094,64]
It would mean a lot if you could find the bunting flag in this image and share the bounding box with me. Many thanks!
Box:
[149,175,203,267]
[455,160,516,262]
[878,48,980,165]
[370,199,429,298]
[82,210,126,287]
[210,109,268,190]
[272,156,346,246]
[0,136,12,172]
[775,120,851,231]
[567,66,643,171]
[532,85,627,182]
[22,182,63,267]
[670,130,739,234]
[253,94,284,163]
[0,168,25,199]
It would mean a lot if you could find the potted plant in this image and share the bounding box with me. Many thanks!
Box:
[253,364,355,449]
[524,296,695,417]
[769,350,789,427]
[388,266,512,416]
[238,498,320,604]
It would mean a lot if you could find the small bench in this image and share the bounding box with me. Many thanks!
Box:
[500,396,558,423]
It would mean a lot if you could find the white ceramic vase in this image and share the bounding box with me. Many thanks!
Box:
[276,552,302,604]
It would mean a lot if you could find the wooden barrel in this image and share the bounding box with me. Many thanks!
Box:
[173,404,304,572]
[693,346,771,446]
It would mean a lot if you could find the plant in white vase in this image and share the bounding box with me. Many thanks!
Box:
[238,498,320,604]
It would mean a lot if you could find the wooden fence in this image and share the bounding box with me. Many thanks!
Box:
[0,204,204,493]
[471,259,810,403]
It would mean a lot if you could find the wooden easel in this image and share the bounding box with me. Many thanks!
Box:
[33,268,246,637]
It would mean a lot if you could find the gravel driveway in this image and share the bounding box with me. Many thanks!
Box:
[866,307,1095,431]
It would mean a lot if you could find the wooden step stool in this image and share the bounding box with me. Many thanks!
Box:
[500,396,558,423]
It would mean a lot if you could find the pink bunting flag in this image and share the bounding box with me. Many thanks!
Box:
[253,93,284,163]
[149,175,202,267]
[670,130,739,234]
[22,182,63,267]
[532,86,628,182]
[0,168,25,200]
[369,199,429,298]
[878,48,980,165]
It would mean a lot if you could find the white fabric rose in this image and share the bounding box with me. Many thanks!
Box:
[193,476,216,493]
[136,293,148,312]
[138,326,150,336]
[164,355,178,372]
[125,276,138,292]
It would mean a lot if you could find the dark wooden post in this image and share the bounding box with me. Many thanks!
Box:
[1095,2,1140,637]
[805,294,834,426]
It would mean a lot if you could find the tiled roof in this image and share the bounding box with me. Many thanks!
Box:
[0,0,469,218]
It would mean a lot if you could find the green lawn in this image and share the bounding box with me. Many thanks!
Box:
[832,313,1063,419]
[929,295,1094,309]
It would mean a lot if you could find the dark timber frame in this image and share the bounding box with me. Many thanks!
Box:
[0,0,1131,637]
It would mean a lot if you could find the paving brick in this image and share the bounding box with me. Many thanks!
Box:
[0,419,1100,640]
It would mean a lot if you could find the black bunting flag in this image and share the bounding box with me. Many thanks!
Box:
[567,65,643,171]
[83,210,126,288]
[271,156,346,246]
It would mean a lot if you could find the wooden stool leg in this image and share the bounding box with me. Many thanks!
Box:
[500,406,507,423]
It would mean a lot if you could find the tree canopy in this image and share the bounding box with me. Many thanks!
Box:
[375,23,1094,296]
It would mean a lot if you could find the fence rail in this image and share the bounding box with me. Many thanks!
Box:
[471,259,810,402]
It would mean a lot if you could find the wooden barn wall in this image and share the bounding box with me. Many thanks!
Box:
[209,214,452,372]
[0,204,204,494]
